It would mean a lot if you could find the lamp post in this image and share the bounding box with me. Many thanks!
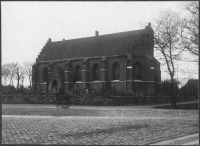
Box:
[150,67,155,95]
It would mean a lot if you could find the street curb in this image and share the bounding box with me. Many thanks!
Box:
[144,133,199,145]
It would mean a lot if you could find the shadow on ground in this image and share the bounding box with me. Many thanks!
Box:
[153,103,198,110]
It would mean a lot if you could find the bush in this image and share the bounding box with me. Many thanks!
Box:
[83,95,92,105]
[92,96,102,105]
[91,96,111,105]
[2,93,198,105]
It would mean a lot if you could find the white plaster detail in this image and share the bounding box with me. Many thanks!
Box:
[110,80,126,82]
[37,82,47,84]
[92,81,100,82]
[73,81,108,83]
[76,81,82,83]
[133,80,155,82]
[150,67,155,69]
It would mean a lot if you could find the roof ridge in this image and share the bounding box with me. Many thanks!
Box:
[36,27,152,62]
[52,28,145,43]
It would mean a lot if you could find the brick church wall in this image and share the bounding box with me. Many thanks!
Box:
[33,23,161,94]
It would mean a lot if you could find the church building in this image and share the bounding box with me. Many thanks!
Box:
[32,23,161,96]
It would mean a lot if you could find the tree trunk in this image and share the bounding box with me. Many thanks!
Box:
[174,85,177,106]
[17,79,20,89]
[30,81,32,89]
[4,78,7,86]
[29,77,32,89]
[170,78,174,106]
[170,77,177,106]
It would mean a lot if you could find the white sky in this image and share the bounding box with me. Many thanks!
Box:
[2,2,198,87]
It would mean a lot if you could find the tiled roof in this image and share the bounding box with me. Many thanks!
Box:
[37,27,153,62]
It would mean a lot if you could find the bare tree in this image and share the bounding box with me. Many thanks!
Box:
[154,9,184,106]
[2,64,10,85]
[180,1,199,57]
[24,62,33,89]
[13,63,25,89]
[7,62,18,86]
[20,75,25,87]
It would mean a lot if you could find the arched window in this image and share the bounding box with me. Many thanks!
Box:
[75,65,81,82]
[43,67,48,82]
[93,64,99,81]
[112,62,120,80]
[133,62,142,80]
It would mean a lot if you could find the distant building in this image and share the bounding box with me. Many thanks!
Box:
[187,79,199,95]
[32,23,161,95]
[2,85,16,94]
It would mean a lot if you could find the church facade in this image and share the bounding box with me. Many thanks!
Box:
[32,23,161,96]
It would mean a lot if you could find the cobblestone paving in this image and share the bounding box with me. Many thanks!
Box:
[167,136,199,145]
[2,105,199,145]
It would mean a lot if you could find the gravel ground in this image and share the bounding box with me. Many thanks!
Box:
[2,104,199,145]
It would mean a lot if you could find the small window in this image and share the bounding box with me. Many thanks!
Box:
[75,65,81,82]
[133,62,142,80]
[93,64,99,81]
[112,62,120,80]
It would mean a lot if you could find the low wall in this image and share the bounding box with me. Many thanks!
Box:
[2,93,198,106]
[2,94,56,104]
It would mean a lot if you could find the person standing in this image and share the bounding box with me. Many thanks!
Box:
[52,87,57,94]
[57,86,64,97]
[74,83,78,96]
[55,86,64,108]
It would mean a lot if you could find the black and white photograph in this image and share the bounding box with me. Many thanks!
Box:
[1,1,199,145]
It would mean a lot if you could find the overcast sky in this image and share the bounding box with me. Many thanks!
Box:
[2,2,198,86]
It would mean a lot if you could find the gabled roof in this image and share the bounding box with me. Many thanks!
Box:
[37,24,153,62]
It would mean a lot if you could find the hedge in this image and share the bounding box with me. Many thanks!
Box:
[2,94,198,105]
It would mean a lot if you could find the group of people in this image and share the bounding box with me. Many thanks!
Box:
[53,83,79,101]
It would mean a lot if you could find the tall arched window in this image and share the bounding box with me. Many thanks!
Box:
[133,62,142,80]
[75,65,81,82]
[93,64,99,81]
[112,62,120,80]
[43,67,48,82]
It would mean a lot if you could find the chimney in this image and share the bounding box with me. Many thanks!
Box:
[47,38,52,43]
[145,22,153,31]
[95,31,99,36]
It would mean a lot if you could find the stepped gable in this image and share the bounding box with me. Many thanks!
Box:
[37,28,150,62]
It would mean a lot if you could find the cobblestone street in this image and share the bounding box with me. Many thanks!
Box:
[2,104,199,145]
